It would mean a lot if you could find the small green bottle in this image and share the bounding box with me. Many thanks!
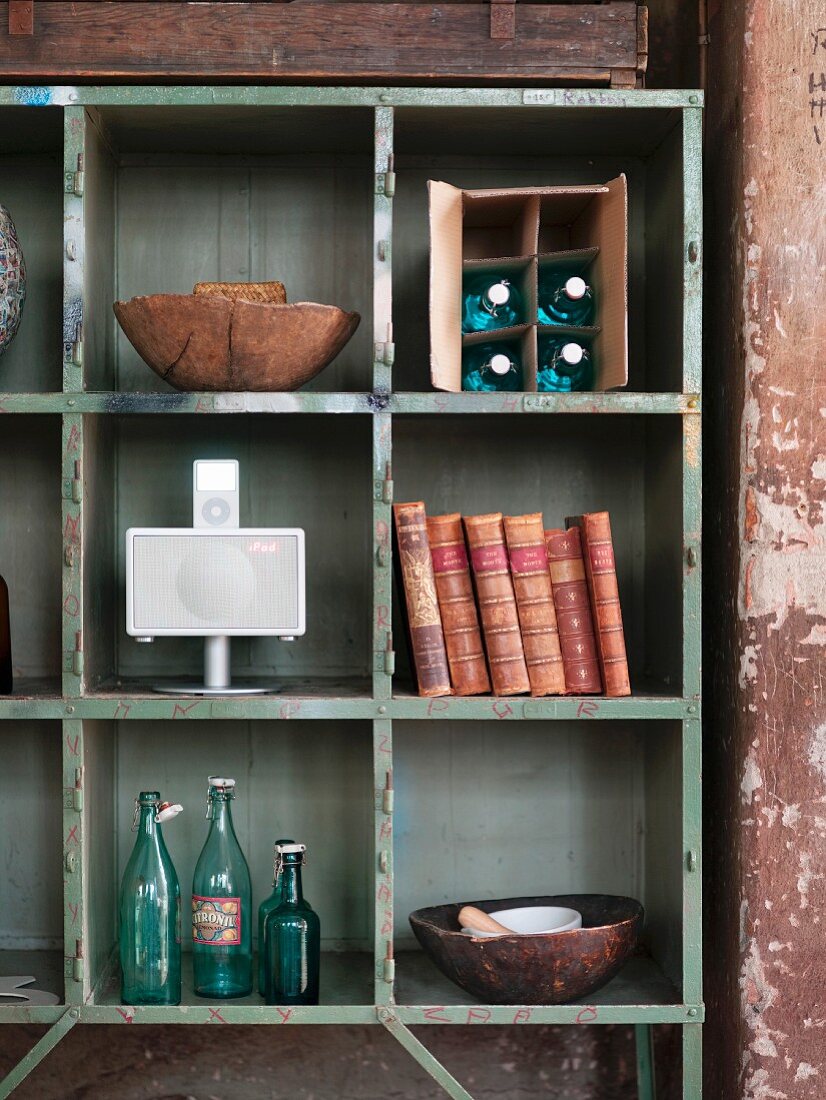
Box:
[537,272,595,326]
[192,776,253,998]
[257,837,294,996]
[461,342,523,392]
[536,337,594,393]
[119,793,183,1006]
[462,274,523,334]
[264,843,320,1005]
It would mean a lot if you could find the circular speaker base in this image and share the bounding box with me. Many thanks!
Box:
[153,682,279,696]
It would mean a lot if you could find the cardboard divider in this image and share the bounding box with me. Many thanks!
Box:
[429,177,627,393]
[462,256,537,333]
[461,324,537,392]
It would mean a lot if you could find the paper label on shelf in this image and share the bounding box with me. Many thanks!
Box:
[192,895,242,945]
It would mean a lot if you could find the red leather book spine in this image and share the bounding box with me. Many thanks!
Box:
[393,502,452,697]
[503,513,565,697]
[427,514,491,696]
[463,513,530,697]
[567,511,631,697]
[544,527,603,695]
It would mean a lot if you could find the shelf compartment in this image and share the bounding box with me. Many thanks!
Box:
[394,950,692,1024]
[392,105,691,394]
[79,414,373,694]
[0,722,64,1010]
[0,107,63,394]
[392,414,686,698]
[83,719,375,1005]
[393,719,688,1006]
[76,105,375,394]
[0,416,62,690]
[90,950,375,1017]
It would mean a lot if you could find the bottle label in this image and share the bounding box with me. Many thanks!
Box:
[192,895,242,945]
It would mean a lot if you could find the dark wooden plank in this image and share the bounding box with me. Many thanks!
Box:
[0,2,641,82]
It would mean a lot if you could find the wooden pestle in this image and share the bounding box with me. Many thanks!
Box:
[458,906,514,935]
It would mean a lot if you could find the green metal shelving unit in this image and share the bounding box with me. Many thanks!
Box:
[0,86,702,1098]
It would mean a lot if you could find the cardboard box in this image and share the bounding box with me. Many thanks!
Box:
[429,176,628,393]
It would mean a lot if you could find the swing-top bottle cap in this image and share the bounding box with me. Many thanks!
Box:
[488,353,513,376]
[155,802,183,824]
[276,843,306,855]
[208,775,236,790]
[486,281,511,307]
[565,276,587,300]
[561,342,584,366]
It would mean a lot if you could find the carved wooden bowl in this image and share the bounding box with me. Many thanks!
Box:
[408,894,643,1004]
[113,294,360,391]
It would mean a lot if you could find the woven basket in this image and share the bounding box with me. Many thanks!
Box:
[193,280,287,304]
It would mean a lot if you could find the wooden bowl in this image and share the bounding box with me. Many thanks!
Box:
[113,294,360,392]
[408,894,643,1004]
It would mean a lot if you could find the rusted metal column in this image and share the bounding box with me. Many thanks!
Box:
[705,1,826,1096]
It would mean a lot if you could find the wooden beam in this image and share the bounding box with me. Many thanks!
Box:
[0,2,642,83]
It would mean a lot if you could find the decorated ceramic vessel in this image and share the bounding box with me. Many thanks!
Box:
[0,205,26,356]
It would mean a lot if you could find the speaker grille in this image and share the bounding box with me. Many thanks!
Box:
[132,534,300,631]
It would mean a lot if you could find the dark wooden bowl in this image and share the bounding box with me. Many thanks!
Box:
[408,894,643,1005]
[113,294,360,392]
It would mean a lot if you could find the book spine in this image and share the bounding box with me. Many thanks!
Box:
[544,527,603,695]
[427,514,491,696]
[568,511,631,697]
[463,513,530,697]
[393,502,452,697]
[503,513,565,697]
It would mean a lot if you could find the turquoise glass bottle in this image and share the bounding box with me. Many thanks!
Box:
[537,337,594,393]
[462,342,522,392]
[119,793,182,1006]
[537,272,595,326]
[462,274,523,333]
[192,776,253,998]
[257,836,294,995]
[264,843,320,1006]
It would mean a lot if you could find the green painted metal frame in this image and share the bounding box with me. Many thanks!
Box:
[0,86,703,1100]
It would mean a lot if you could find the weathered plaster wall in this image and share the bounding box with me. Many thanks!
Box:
[705,1,826,1096]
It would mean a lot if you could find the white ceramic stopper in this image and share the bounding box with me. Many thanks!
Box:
[565,276,587,300]
[562,343,584,366]
[486,281,511,307]
[488,353,513,376]
[155,802,183,824]
[208,775,236,789]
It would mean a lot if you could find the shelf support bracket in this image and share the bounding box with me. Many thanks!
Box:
[376,1008,476,1100]
[0,1007,79,1099]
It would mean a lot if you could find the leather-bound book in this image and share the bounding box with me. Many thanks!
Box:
[393,502,452,697]
[566,511,631,697]
[503,513,565,697]
[544,527,603,694]
[427,514,491,696]
[463,513,530,697]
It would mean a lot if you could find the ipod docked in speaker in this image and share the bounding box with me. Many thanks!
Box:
[125,459,306,695]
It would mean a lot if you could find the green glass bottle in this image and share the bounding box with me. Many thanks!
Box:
[119,793,183,1006]
[536,337,594,393]
[537,272,595,326]
[0,574,12,695]
[257,836,294,996]
[192,776,253,998]
[461,342,523,393]
[264,843,320,1005]
[462,274,523,333]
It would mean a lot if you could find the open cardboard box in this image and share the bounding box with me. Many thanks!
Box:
[429,176,627,392]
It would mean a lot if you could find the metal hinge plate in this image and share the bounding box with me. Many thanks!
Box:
[376,171,396,197]
[65,155,84,197]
